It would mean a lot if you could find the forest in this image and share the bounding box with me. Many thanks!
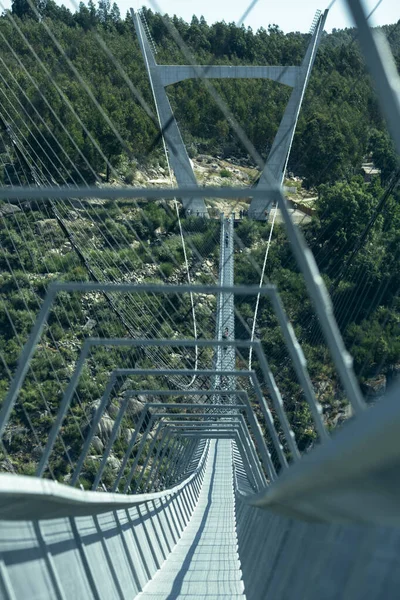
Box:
[0,1,399,484]
[0,1,398,185]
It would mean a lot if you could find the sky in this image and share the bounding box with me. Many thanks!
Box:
[1,0,397,33]
[121,0,399,33]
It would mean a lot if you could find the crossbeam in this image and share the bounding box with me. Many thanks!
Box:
[132,9,328,219]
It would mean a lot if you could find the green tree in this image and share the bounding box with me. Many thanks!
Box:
[312,178,381,274]
[369,128,399,184]
[11,0,44,19]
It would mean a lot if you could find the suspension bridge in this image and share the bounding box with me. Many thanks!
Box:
[0,0,399,598]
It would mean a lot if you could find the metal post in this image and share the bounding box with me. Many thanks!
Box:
[71,375,117,487]
[132,419,163,493]
[112,406,149,492]
[92,397,129,491]
[144,427,170,492]
[122,414,156,493]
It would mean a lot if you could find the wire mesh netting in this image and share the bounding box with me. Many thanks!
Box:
[0,0,398,497]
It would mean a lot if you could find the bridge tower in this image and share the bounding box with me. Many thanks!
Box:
[214,214,235,397]
[250,10,328,219]
[132,8,328,219]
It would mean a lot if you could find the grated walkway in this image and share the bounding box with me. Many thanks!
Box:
[135,439,246,599]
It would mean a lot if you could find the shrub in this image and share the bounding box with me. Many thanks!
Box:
[160,262,174,278]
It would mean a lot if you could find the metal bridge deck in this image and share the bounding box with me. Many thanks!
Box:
[136,439,245,599]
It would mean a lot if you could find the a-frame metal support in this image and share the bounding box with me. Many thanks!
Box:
[132,8,328,219]
[250,9,328,219]
[213,214,235,397]
[132,8,206,217]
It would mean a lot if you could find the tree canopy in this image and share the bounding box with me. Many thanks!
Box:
[0,2,398,185]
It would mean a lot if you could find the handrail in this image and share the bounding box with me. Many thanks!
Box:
[234,380,400,526]
[0,441,209,521]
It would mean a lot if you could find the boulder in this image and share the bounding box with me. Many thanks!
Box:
[35,219,58,235]
[0,203,21,216]
[0,459,14,473]
[92,436,104,454]
[96,414,114,442]
[123,428,136,444]
[107,403,120,420]
[362,376,386,401]
[83,318,96,331]
[126,397,145,418]
[330,404,353,429]
[107,455,121,472]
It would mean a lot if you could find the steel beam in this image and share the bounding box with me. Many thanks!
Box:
[249,10,329,219]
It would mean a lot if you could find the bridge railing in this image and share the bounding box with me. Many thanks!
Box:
[0,272,364,497]
[0,0,399,513]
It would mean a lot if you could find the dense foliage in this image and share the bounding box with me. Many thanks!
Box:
[0,2,398,185]
[234,174,400,448]
[0,198,220,484]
